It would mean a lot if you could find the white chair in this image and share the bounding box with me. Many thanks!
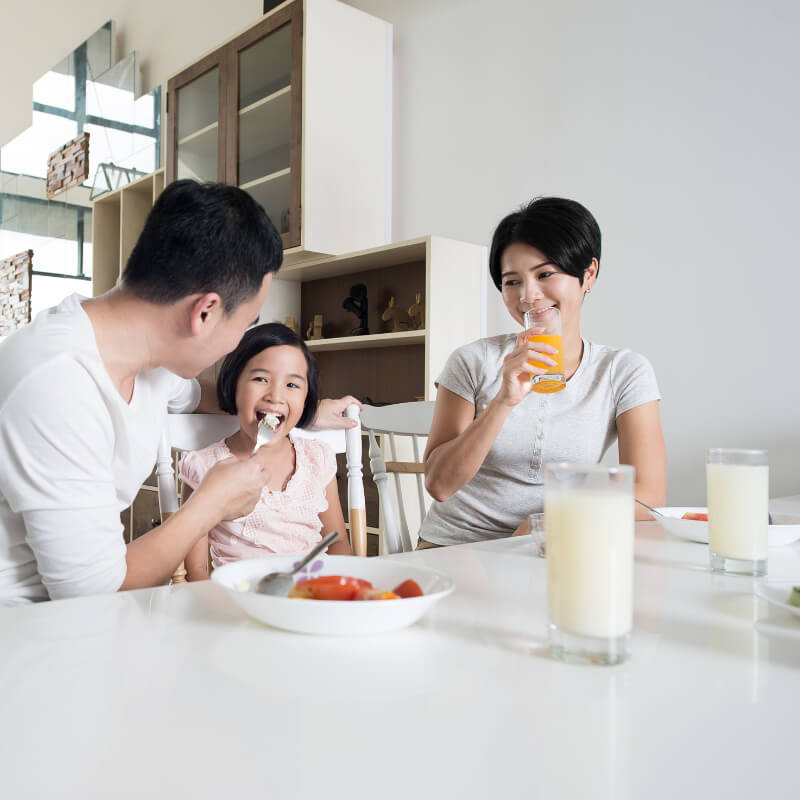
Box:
[359,402,436,554]
[156,409,366,583]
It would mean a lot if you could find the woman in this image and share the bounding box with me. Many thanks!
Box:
[419,197,665,546]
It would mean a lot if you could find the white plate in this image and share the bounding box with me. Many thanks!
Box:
[754,582,800,618]
[211,554,454,636]
[653,507,800,547]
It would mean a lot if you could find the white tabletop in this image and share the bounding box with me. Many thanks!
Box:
[1,521,799,799]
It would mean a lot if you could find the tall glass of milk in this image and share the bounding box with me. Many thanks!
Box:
[706,449,768,576]
[544,463,635,666]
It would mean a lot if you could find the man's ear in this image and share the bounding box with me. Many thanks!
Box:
[189,293,222,336]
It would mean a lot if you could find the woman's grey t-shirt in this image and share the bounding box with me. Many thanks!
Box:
[419,335,661,545]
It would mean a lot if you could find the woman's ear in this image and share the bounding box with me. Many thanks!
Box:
[583,258,599,292]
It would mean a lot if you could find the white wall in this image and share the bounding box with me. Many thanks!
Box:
[2,0,798,502]
[0,0,264,148]
[346,0,800,503]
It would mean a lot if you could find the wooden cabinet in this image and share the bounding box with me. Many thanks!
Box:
[258,236,487,403]
[166,0,392,263]
[91,169,165,296]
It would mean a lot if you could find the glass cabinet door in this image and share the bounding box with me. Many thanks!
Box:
[234,4,301,248]
[174,67,221,183]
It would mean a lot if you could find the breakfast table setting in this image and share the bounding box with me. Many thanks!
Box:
[1,493,799,799]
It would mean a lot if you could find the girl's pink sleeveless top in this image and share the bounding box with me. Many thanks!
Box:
[179,431,337,567]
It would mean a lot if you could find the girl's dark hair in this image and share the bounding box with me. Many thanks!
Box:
[216,323,320,429]
[122,180,283,312]
[488,197,601,291]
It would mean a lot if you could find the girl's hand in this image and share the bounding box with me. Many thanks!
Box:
[495,329,558,408]
[194,454,271,521]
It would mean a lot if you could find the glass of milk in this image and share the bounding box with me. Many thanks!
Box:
[544,463,635,666]
[706,449,768,576]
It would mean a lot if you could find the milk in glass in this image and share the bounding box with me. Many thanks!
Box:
[545,489,634,639]
[707,463,769,560]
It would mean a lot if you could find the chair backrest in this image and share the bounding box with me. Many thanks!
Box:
[359,402,436,554]
[156,411,365,583]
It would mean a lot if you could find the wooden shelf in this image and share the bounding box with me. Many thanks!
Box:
[280,238,428,281]
[239,85,290,117]
[305,330,425,352]
[240,167,291,191]
[177,120,219,146]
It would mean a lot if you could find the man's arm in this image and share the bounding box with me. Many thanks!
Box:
[195,378,222,413]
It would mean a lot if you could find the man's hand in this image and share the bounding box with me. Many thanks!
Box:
[312,396,363,430]
[191,454,270,521]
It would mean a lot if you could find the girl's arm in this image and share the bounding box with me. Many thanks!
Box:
[616,401,667,521]
[319,476,352,555]
[424,332,557,502]
[181,484,210,580]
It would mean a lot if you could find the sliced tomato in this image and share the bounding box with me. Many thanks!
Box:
[392,579,424,598]
[291,575,372,601]
[681,512,708,522]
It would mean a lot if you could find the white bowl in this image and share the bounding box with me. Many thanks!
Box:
[211,554,455,636]
[653,506,800,547]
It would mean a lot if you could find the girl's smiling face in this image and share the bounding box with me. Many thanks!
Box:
[499,241,596,332]
[235,345,309,441]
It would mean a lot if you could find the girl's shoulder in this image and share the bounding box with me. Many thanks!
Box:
[291,432,337,483]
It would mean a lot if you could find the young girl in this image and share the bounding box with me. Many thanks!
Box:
[180,323,352,580]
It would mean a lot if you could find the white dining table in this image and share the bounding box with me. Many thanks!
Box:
[1,516,799,799]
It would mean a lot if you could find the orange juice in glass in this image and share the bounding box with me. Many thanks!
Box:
[524,307,565,393]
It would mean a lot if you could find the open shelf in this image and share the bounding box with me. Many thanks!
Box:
[305,330,425,352]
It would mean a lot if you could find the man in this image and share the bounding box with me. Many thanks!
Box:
[0,180,357,605]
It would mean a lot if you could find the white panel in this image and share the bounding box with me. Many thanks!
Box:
[426,236,485,401]
[258,274,301,328]
[302,0,391,254]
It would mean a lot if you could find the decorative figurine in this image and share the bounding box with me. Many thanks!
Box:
[408,292,425,330]
[381,296,412,332]
[305,313,324,340]
[284,315,299,335]
[342,283,369,335]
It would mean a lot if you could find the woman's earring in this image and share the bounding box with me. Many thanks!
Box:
[585,288,591,296]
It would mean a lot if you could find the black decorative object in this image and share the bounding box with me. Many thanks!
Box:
[342,283,369,335]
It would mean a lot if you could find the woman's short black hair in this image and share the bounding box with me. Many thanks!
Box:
[216,323,320,429]
[488,197,602,291]
[122,180,283,313]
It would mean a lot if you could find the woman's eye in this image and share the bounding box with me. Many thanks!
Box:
[539,271,554,279]
[503,279,520,288]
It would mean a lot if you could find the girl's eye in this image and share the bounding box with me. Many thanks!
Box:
[254,377,268,383]
[502,279,520,288]
[538,272,554,279]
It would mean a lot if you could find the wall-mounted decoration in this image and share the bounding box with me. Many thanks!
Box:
[46,132,90,198]
[342,282,369,335]
[381,296,411,332]
[305,313,324,340]
[408,292,425,330]
[0,249,33,337]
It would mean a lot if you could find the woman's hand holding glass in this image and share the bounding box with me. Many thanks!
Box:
[496,328,559,407]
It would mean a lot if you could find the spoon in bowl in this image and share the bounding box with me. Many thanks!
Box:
[635,498,664,519]
[252,531,340,596]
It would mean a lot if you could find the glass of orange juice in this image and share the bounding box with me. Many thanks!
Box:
[524,307,565,393]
